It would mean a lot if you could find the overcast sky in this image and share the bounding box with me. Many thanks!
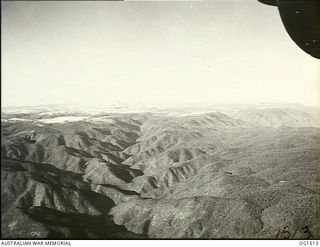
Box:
[2,1,319,107]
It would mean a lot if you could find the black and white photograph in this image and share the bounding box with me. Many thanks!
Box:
[1,0,320,241]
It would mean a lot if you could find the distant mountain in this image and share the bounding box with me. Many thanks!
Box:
[1,106,319,239]
[230,107,319,128]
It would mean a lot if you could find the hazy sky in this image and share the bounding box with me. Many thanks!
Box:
[2,1,319,107]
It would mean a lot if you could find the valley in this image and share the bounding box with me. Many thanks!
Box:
[1,105,319,239]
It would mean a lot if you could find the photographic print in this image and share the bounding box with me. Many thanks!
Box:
[1,0,319,240]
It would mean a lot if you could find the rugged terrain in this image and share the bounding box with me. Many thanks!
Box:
[1,104,319,239]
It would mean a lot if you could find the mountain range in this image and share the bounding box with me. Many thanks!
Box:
[1,104,319,239]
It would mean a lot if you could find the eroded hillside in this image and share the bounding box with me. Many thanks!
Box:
[1,106,319,239]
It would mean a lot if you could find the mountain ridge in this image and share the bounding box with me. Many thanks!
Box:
[1,105,319,238]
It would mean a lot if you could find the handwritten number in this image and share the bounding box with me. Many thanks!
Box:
[282,225,290,239]
[292,228,298,238]
[301,226,312,239]
[275,226,312,239]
